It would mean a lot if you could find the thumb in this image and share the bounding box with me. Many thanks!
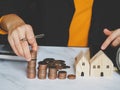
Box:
[103,28,113,36]
[0,28,8,35]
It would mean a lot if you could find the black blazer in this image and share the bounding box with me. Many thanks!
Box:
[89,0,120,65]
[0,0,120,65]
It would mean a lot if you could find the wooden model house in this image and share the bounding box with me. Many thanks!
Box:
[75,50,113,77]
[74,50,90,77]
[90,50,113,77]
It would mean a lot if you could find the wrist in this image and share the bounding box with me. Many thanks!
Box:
[0,14,25,32]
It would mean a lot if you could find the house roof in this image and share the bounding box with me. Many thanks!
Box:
[75,50,90,65]
[84,49,90,60]
[90,50,113,64]
[75,51,84,65]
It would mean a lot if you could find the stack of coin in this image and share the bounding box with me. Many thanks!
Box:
[43,58,70,70]
[27,50,37,79]
[48,66,57,79]
[58,71,67,79]
[54,60,64,70]
[38,61,48,79]
[67,74,76,80]
[31,50,37,60]
[43,58,55,64]
[43,58,55,67]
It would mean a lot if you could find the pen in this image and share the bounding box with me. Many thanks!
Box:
[35,34,45,39]
[20,34,45,41]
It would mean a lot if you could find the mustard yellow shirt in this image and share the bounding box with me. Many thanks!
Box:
[0,16,8,35]
[68,0,94,47]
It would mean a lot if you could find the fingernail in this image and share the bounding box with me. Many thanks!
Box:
[26,58,31,61]
[101,46,105,50]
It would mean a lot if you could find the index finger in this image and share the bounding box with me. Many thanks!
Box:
[101,31,120,50]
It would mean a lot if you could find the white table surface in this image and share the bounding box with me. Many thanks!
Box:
[0,46,120,90]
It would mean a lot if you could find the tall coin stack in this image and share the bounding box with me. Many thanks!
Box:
[38,61,48,79]
[27,50,37,79]
[48,66,57,80]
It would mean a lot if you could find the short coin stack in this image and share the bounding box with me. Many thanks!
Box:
[27,50,37,79]
[38,61,48,79]
[58,71,67,79]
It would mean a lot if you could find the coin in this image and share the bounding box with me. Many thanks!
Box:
[55,60,65,63]
[38,71,47,79]
[30,50,37,59]
[28,60,36,68]
[58,71,67,79]
[62,66,70,69]
[27,67,36,73]
[38,74,46,79]
[48,66,57,79]
[38,61,47,70]
[43,58,55,64]
[27,73,36,79]
[67,74,76,79]
[26,51,37,79]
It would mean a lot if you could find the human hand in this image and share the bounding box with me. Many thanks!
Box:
[8,24,38,61]
[0,14,38,61]
[101,28,120,50]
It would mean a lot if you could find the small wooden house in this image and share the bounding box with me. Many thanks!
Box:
[90,50,113,77]
[74,50,90,77]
